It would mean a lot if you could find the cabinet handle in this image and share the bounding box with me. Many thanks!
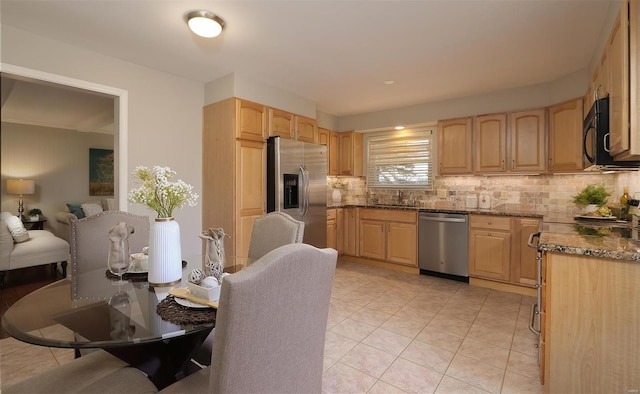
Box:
[501,160,505,169]
[512,159,515,170]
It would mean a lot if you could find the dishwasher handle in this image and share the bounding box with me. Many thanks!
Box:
[419,213,468,223]
[527,232,541,249]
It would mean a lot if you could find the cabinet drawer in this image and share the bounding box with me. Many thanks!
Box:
[469,214,511,230]
[327,209,336,220]
[359,208,417,223]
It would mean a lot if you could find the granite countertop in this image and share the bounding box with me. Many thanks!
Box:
[328,203,640,262]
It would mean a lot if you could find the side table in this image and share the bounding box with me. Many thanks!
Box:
[22,218,47,230]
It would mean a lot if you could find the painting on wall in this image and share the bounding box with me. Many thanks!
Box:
[89,148,114,196]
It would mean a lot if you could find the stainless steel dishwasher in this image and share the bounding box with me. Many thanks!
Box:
[418,212,469,282]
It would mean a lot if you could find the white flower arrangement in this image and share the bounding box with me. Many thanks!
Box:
[128,166,199,218]
[329,178,349,190]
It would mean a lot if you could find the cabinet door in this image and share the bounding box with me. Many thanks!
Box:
[235,140,265,257]
[608,4,630,157]
[386,222,417,266]
[511,218,541,287]
[343,207,358,256]
[327,218,336,250]
[318,128,330,174]
[268,108,294,139]
[236,99,266,142]
[359,219,385,260]
[468,229,511,281]
[474,114,507,173]
[295,115,317,143]
[548,98,584,172]
[339,131,363,176]
[438,117,473,174]
[329,131,340,176]
[509,109,546,172]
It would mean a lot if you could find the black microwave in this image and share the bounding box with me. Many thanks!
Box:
[582,96,640,170]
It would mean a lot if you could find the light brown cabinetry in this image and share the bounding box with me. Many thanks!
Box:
[335,208,344,254]
[474,114,507,173]
[468,215,511,281]
[438,117,473,174]
[203,98,266,258]
[511,217,541,287]
[342,207,358,256]
[268,107,294,139]
[548,98,584,172]
[542,252,640,392]
[318,128,340,175]
[358,209,417,266]
[327,208,337,250]
[339,131,363,176]
[509,109,546,173]
[295,115,317,143]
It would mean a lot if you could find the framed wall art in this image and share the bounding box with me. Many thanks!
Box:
[89,148,114,196]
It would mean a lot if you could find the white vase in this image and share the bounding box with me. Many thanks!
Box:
[584,204,598,213]
[148,217,182,287]
[332,188,342,203]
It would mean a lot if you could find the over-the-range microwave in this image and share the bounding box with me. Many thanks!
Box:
[583,96,640,171]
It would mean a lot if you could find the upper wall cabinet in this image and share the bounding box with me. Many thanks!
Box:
[548,98,584,172]
[295,115,318,143]
[339,131,363,176]
[509,108,546,173]
[474,114,507,173]
[318,128,340,175]
[268,108,294,139]
[438,117,473,175]
[236,99,267,142]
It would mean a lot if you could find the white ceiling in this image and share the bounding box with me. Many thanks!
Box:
[1,0,615,121]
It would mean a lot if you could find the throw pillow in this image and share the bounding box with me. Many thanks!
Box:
[81,203,103,217]
[0,213,30,243]
[66,203,85,219]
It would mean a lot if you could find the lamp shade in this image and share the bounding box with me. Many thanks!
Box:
[7,179,35,195]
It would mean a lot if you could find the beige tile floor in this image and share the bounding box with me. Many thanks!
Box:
[0,258,542,393]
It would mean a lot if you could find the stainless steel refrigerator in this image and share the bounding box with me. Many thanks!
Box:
[267,136,327,248]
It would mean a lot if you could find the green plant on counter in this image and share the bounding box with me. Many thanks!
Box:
[572,183,611,206]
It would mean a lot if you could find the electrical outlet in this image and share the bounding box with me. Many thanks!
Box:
[437,189,447,198]
[501,191,509,200]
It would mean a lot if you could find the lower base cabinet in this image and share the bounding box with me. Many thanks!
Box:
[358,208,417,267]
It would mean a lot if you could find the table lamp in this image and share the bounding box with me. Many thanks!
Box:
[6,179,35,219]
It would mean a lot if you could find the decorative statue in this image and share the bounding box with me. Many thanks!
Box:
[199,227,230,283]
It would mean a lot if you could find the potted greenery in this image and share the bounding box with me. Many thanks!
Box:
[572,184,611,213]
[27,208,42,221]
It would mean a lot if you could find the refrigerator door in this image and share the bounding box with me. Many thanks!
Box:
[267,137,327,248]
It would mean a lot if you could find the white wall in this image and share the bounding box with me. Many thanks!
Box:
[1,123,113,237]
[1,25,205,254]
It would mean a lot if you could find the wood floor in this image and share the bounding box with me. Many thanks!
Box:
[0,265,65,339]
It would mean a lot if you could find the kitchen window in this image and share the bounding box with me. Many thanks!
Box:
[366,128,433,189]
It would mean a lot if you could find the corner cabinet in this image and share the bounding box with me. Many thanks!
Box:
[318,128,340,175]
[203,98,266,258]
[339,131,363,176]
[437,117,473,175]
[358,208,417,267]
[548,98,584,172]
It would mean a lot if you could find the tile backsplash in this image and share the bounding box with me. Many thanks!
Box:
[328,172,640,215]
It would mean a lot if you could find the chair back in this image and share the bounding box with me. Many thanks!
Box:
[70,211,149,276]
[209,243,337,393]
[247,211,304,260]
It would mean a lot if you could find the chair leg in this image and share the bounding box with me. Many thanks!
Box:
[0,271,5,289]
[61,261,68,277]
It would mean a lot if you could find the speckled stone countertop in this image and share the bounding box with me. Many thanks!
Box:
[328,203,640,262]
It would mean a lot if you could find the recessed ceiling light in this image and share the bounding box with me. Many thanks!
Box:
[384,80,395,85]
[186,10,225,38]
[394,126,405,130]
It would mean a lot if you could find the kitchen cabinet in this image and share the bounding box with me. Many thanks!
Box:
[474,113,507,173]
[542,251,640,392]
[268,108,294,139]
[509,109,546,173]
[342,207,358,256]
[336,208,344,254]
[358,208,417,266]
[510,217,541,287]
[339,131,363,176]
[468,215,511,281]
[318,128,340,175]
[295,115,317,143]
[437,117,473,175]
[235,99,267,142]
[203,98,265,258]
[548,98,584,172]
[327,208,337,250]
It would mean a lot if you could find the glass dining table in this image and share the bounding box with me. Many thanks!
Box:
[0,255,250,389]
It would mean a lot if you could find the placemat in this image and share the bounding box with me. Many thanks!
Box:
[156,296,216,325]
[105,260,188,281]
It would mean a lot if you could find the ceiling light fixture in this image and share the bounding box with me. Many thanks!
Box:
[394,126,405,130]
[384,80,395,85]
[186,10,225,38]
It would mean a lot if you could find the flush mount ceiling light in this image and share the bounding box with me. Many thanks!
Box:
[186,10,225,38]
[394,126,405,130]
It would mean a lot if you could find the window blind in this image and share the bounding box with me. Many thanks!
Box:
[366,129,433,189]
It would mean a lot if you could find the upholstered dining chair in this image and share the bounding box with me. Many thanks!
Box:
[247,211,305,261]
[152,243,337,393]
[70,210,150,277]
